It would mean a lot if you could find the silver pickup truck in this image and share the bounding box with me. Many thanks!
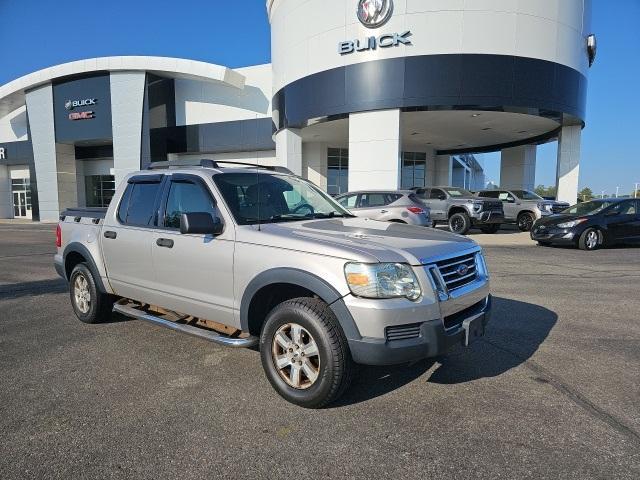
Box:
[55,160,491,408]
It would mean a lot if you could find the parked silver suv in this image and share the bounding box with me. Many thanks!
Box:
[475,189,569,231]
[335,190,431,226]
[55,160,491,408]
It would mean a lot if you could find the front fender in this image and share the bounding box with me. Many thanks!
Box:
[240,268,361,340]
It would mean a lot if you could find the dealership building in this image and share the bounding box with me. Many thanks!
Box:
[0,0,593,221]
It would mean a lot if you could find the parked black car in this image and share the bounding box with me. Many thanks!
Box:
[531,198,640,250]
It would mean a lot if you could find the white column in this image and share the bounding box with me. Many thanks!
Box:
[26,84,59,222]
[275,128,303,175]
[302,142,328,190]
[111,72,146,186]
[556,126,581,204]
[348,109,401,191]
[500,145,537,190]
[424,148,436,186]
[0,164,12,218]
[434,155,452,185]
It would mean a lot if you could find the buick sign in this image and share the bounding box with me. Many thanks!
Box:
[340,0,410,55]
[357,0,393,29]
[0,147,5,160]
[65,98,97,111]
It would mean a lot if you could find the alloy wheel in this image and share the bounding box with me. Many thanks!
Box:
[586,230,599,249]
[73,274,91,314]
[271,323,320,390]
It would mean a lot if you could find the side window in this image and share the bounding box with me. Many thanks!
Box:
[164,180,217,229]
[619,201,636,216]
[339,195,358,208]
[430,189,445,200]
[387,194,403,203]
[119,181,162,226]
[360,193,388,207]
[498,191,512,201]
[479,191,499,199]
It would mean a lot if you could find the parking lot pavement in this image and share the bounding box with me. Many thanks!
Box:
[1,223,639,479]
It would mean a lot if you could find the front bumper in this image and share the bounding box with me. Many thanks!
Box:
[348,295,492,365]
[530,226,577,244]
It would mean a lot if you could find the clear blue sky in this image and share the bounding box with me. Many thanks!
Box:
[0,0,638,195]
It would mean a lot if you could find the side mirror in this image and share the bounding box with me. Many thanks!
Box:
[507,197,516,203]
[438,194,446,201]
[180,212,224,235]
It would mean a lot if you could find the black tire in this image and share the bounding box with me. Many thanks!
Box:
[448,212,471,235]
[517,212,536,232]
[537,241,552,247]
[578,228,601,251]
[431,221,438,228]
[260,297,354,408]
[480,224,501,234]
[69,263,113,324]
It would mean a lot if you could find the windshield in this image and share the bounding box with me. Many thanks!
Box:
[511,190,542,200]
[443,188,474,197]
[561,200,615,216]
[213,172,353,225]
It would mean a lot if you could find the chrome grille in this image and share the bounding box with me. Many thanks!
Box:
[551,204,567,214]
[433,252,478,291]
[385,323,422,342]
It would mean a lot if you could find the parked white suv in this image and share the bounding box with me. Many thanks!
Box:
[335,190,431,226]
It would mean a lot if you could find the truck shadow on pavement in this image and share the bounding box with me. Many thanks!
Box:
[0,278,69,300]
[334,296,557,406]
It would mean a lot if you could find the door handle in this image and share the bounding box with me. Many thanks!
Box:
[104,231,117,239]
[380,210,388,213]
[156,238,174,248]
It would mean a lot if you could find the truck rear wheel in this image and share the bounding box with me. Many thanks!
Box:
[69,263,113,324]
[517,212,536,232]
[448,212,471,235]
[260,297,353,408]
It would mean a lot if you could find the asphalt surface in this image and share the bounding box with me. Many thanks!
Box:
[0,223,639,479]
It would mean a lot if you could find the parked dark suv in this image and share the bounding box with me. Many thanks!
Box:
[531,198,640,250]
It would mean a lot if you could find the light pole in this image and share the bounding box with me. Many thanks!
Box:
[615,186,620,198]
[601,190,606,199]
[635,183,639,198]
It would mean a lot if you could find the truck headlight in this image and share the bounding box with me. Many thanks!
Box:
[471,201,483,213]
[557,219,587,228]
[537,203,552,212]
[344,263,421,301]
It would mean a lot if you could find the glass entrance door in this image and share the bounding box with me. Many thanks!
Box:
[11,178,32,219]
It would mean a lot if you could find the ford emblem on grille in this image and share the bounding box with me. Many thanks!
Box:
[456,264,469,277]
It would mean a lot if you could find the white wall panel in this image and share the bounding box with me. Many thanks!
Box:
[0,106,28,143]
[270,0,590,92]
[0,165,12,218]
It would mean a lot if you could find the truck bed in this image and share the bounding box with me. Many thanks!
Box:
[60,207,107,220]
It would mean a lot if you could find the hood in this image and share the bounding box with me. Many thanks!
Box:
[237,217,478,265]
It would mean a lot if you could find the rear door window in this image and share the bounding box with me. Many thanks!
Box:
[118,178,163,226]
[430,189,445,200]
[360,193,389,208]
[478,191,499,198]
[338,195,358,208]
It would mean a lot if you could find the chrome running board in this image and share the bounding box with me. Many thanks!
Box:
[113,302,258,348]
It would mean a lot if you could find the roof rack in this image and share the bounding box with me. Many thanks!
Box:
[147,159,294,175]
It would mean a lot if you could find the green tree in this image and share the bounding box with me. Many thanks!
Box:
[578,187,594,201]
[534,185,557,198]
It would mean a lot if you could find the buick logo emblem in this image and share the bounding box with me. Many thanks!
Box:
[456,264,469,277]
[357,0,393,29]
[65,98,97,111]
[64,100,73,111]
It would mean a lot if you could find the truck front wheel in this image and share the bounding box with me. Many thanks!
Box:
[448,212,471,235]
[69,263,113,324]
[260,297,354,408]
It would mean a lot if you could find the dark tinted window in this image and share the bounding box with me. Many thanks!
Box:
[164,180,217,229]
[120,182,162,226]
[430,189,445,199]
[610,201,637,216]
[478,191,500,198]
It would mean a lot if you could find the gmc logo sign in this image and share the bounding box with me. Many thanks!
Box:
[69,111,95,121]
